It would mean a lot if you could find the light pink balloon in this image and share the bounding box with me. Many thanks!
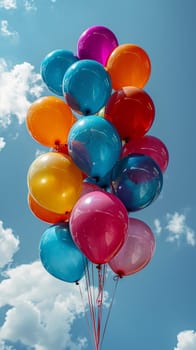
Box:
[80,182,103,197]
[70,191,128,264]
[109,217,155,277]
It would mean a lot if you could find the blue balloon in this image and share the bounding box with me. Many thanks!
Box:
[68,116,121,179]
[62,59,112,115]
[85,170,112,191]
[40,49,78,96]
[111,154,163,211]
[39,223,87,283]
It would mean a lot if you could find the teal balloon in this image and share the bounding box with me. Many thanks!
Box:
[62,59,112,115]
[39,223,87,283]
[68,116,121,179]
[40,49,78,96]
[112,154,163,211]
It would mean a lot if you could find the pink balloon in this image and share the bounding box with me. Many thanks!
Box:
[121,135,169,173]
[70,191,128,264]
[80,182,103,197]
[109,217,155,277]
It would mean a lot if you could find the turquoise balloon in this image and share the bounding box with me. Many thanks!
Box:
[112,154,163,211]
[40,49,78,96]
[62,59,112,115]
[68,116,121,179]
[39,223,87,283]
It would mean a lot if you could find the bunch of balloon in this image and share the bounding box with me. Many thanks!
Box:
[25,25,169,350]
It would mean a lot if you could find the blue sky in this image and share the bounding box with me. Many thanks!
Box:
[0,0,196,349]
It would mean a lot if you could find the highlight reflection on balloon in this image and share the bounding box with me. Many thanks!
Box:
[109,217,155,277]
[112,154,163,211]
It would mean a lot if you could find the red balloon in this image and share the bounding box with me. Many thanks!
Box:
[104,86,155,141]
[109,217,155,277]
[70,191,128,264]
[122,135,169,173]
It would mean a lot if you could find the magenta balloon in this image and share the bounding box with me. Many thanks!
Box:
[77,25,119,66]
[121,135,169,173]
[80,182,103,197]
[70,191,128,264]
[109,217,155,277]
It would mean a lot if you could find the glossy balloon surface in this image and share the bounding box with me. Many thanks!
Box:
[70,191,128,264]
[40,49,78,96]
[63,59,112,115]
[39,223,87,283]
[105,86,155,141]
[28,193,69,224]
[26,96,75,147]
[112,154,163,211]
[77,25,118,65]
[109,218,155,277]
[122,135,169,172]
[106,43,151,90]
[27,152,83,214]
[68,116,121,178]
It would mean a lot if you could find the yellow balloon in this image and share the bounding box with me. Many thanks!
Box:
[27,152,83,214]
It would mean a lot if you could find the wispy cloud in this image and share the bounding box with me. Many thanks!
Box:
[0,0,16,9]
[0,20,18,38]
[174,330,196,350]
[0,220,19,269]
[153,211,195,246]
[0,58,45,127]
[0,261,88,350]
[23,0,37,11]
[0,137,6,151]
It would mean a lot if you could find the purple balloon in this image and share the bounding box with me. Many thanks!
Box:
[77,25,119,66]
[109,217,155,277]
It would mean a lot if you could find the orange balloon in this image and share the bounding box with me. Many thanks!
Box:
[27,152,83,214]
[106,44,151,90]
[28,193,70,224]
[26,96,75,147]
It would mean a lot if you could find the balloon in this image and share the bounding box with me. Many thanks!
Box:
[26,96,75,148]
[106,43,151,90]
[77,25,118,66]
[28,193,69,224]
[40,49,78,96]
[62,59,112,115]
[80,182,103,197]
[109,218,155,277]
[111,154,163,211]
[68,116,121,179]
[27,152,83,214]
[70,191,128,264]
[84,170,112,190]
[39,223,87,283]
[122,135,169,173]
[104,86,155,141]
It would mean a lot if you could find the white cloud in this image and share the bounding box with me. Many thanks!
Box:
[166,212,195,246]
[0,221,19,269]
[0,137,6,151]
[174,330,196,350]
[0,261,89,350]
[153,211,195,247]
[0,20,18,38]
[23,0,37,11]
[0,0,16,9]
[0,58,45,127]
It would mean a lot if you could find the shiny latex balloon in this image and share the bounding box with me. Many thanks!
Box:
[26,96,75,148]
[40,49,78,96]
[39,223,87,283]
[104,86,155,141]
[84,170,112,190]
[80,181,103,197]
[77,25,118,66]
[109,217,155,277]
[70,191,128,264]
[106,43,151,90]
[111,154,163,211]
[68,116,121,179]
[28,193,69,224]
[122,135,169,173]
[63,59,112,115]
[27,152,83,214]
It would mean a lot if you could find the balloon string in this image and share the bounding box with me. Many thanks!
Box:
[100,275,119,350]
[96,264,107,350]
[85,263,98,348]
